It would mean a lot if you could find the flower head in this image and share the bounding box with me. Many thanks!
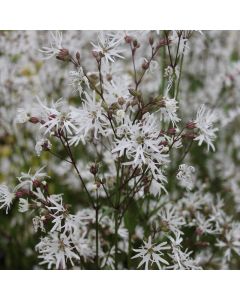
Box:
[0,185,15,214]
[132,236,170,269]
[194,104,218,151]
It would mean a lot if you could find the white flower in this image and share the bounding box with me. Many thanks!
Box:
[159,97,180,126]
[33,216,46,232]
[0,185,15,214]
[193,213,218,235]
[216,223,240,261]
[35,232,80,269]
[16,166,49,191]
[132,236,170,269]
[104,79,130,106]
[40,31,63,60]
[91,31,124,63]
[176,164,195,190]
[18,198,29,213]
[113,113,168,165]
[116,109,125,120]
[37,97,78,136]
[69,67,89,96]
[35,138,52,156]
[16,108,30,123]
[158,204,185,234]
[194,104,218,151]
[69,91,109,145]
[112,113,169,191]
[168,233,201,270]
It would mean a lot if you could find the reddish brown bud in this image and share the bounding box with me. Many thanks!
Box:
[186,121,196,129]
[76,51,80,63]
[33,180,41,188]
[133,39,138,48]
[149,36,154,46]
[56,48,71,62]
[195,227,203,236]
[142,61,149,70]
[168,128,176,135]
[124,35,132,44]
[29,117,39,124]
[90,164,98,175]
[182,132,197,140]
[15,189,30,198]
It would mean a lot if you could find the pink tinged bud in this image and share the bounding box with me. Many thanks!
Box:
[168,128,176,135]
[142,61,150,70]
[133,39,138,48]
[124,35,132,44]
[157,38,169,49]
[56,48,71,62]
[182,133,196,140]
[149,36,154,46]
[33,180,41,188]
[159,140,168,146]
[159,130,165,137]
[76,51,80,63]
[29,117,39,124]
[186,121,197,129]
[15,189,30,198]
[196,227,203,236]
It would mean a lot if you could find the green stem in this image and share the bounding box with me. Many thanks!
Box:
[175,40,187,101]
[95,193,99,269]
[114,157,121,270]
[114,209,119,270]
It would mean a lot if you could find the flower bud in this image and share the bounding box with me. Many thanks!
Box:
[56,48,71,62]
[142,60,149,70]
[149,36,154,46]
[186,121,197,129]
[90,164,98,175]
[29,117,39,124]
[124,35,132,44]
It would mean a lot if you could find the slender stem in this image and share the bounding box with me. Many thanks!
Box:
[58,132,93,207]
[175,40,187,101]
[95,191,99,269]
[128,231,132,269]
[114,208,118,270]
[114,157,121,270]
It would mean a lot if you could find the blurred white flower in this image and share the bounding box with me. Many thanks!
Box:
[159,97,180,126]
[16,108,29,123]
[91,31,124,63]
[69,67,89,96]
[177,164,195,190]
[132,236,170,269]
[194,104,218,151]
[40,31,63,60]
[18,198,29,213]
[35,138,52,156]
[69,91,109,145]
[0,185,15,214]
[36,232,80,269]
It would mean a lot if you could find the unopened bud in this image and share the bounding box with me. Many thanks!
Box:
[118,97,126,106]
[182,132,196,140]
[90,164,98,175]
[29,117,39,124]
[149,36,154,46]
[133,39,138,48]
[186,121,196,129]
[168,128,176,135]
[124,35,132,43]
[142,60,149,70]
[56,48,71,62]
[129,89,141,97]
[76,51,80,63]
